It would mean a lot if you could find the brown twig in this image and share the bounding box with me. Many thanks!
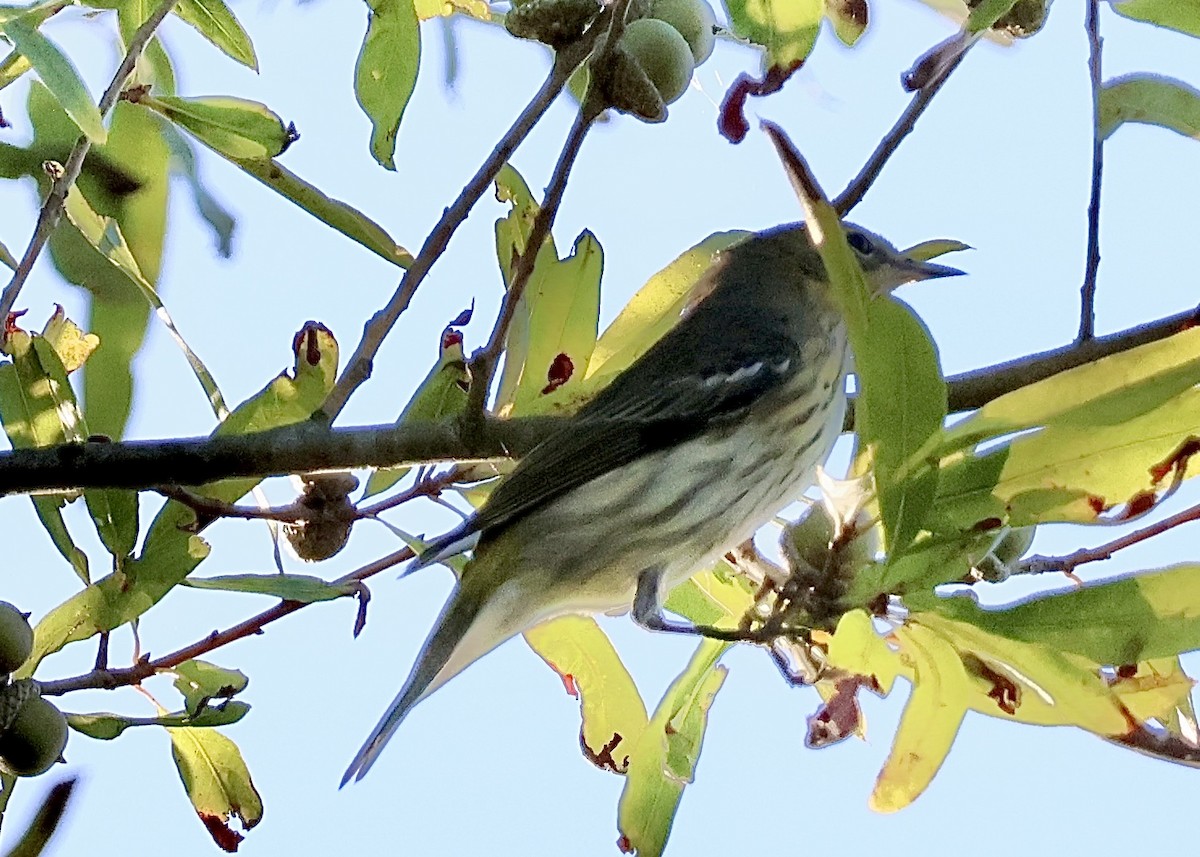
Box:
[832,38,972,215]
[357,467,460,517]
[38,546,414,696]
[1019,501,1200,576]
[0,0,182,327]
[321,19,610,421]
[464,104,599,423]
[1079,0,1104,342]
[154,485,320,523]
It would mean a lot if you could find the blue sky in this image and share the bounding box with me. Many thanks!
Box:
[2,1,1200,854]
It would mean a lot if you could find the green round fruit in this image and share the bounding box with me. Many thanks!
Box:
[618,18,694,106]
[0,602,33,675]
[649,0,716,64]
[0,694,68,777]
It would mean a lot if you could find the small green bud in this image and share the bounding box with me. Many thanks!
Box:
[649,0,716,64]
[0,686,68,777]
[0,602,34,675]
[618,18,694,107]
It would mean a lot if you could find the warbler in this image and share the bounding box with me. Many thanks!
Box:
[343,222,962,783]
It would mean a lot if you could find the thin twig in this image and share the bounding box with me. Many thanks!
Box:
[38,546,414,696]
[321,21,609,421]
[1019,501,1200,576]
[833,40,972,215]
[464,105,599,422]
[153,485,324,523]
[0,0,182,326]
[1079,0,1104,342]
[357,467,459,517]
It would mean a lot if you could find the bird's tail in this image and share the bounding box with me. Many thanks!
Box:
[341,555,536,784]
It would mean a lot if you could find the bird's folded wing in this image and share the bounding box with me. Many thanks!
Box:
[465,333,800,540]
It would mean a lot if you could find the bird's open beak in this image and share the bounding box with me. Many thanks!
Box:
[904,258,966,280]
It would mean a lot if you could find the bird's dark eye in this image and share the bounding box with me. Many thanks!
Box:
[846,231,874,255]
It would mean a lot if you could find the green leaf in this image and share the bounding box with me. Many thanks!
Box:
[130,116,413,266]
[584,230,750,388]
[0,47,34,92]
[491,166,604,417]
[664,565,756,628]
[0,311,136,570]
[168,725,263,850]
[41,306,99,373]
[934,386,1200,528]
[824,0,868,45]
[0,17,106,143]
[856,296,946,551]
[17,86,172,439]
[0,329,86,449]
[618,640,727,857]
[801,204,946,552]
[114,0,153,47]
[159,123,236,257]
[725,0,821,70]
[901,238,972,263]
[1111,0,1200,38]
[61,185,229,418]
[67,703,250,739]
[822,609,905,695]
[355,0,420,170]
[184,573,359,602]
[941,326,1200,452]
[508,230,603,416]
[16,324,339,677]
[1110,657,1197,732]
[916,612,1132,734]
[934,564,1200,665]
[173,660,249,715]
[525,615,649,770]
[140,94,292,160]
[174,0,258,69]
[413,0,490,19]
[1099,73,1200,141]
[0,238,16,269]
[362,332,467,498]
[0,326,91,583]
[963,0,1020,32]
[29,499,91,584]
[870,621,968,812]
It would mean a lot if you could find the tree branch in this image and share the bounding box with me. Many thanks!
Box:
[942,304,1198,413]
[0,0,182,326]
[1078,0,1104,342]
[1,305,1196,494]
[322,19,609,420]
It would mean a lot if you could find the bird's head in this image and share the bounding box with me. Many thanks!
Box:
[839,223,965,293]
[755,221,965,295]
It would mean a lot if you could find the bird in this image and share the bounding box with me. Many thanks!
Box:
[342,222,963,784]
